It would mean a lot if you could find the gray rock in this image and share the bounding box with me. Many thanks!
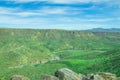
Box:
[10,68,120,80]
[82,74,94,80]
[94,72,117,80]
[55,68,83,80]
[84,72,118,80]
[10,75,30,80]
[40,74,59,80]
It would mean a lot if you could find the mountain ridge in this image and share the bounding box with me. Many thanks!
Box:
[1,28,120,32]
[87,28,120,32]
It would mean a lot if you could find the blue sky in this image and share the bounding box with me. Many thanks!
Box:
[0,0,120,30]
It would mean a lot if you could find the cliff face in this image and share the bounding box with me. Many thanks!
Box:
[10,68,120,80]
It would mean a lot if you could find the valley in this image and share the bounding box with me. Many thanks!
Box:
[0,28,120,80]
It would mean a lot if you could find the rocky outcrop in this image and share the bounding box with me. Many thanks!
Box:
[10,75,30,80]
[84,72,118,80]
[54,68,120,80]
[10,68,120,80]
[55,68,83,80]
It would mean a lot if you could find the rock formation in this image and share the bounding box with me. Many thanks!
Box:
[54,68,83,80]
[54,68,120,80]
[10,68,120,80]
[84,72,118,80]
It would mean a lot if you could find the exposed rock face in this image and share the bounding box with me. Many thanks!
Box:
[40,74,59,80]
[94,72,117,80]
[84,72,118,80]
[10,75,30,80]
[55,68,83,80]
[10,68,120,80]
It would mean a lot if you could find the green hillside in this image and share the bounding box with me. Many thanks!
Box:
[0,28,120,80]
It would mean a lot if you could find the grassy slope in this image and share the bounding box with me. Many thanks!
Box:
[0,28,120,80]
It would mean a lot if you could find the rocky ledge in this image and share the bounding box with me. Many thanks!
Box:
[10,68,120,80]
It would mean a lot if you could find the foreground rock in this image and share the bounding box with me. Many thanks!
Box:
[94,72,117,80]
[10,75,30,80]
[55,68,83,80]
[10,68,120,80]
[54,68,120,80]
[40,74,59,80]
[83,72,119,80]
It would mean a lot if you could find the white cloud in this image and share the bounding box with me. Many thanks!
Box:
[0,12,119,29]
[0,0,120,29]
[0,6,118,26]
[15,12,41,17]
[87,18,115,22]
[0,6,82,17]
[39,7,67,15]
[11,0,42,3]
[0,7,65,17]
[0,7,17,14]
[10,0,120,5]
[48,0,102,4]
[11,0,103,3]
[0,15,44,25]
[0,16,106,30]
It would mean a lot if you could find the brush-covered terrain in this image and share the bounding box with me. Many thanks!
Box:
[0,28,120,80]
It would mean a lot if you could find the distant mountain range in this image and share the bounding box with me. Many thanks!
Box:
[87,28,120,32]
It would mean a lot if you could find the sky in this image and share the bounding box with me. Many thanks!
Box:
[0,0,120,30]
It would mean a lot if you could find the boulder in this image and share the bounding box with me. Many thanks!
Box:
[95,72,117,80]
[84,72,118,80]
[10,75,30,80]
[55,68,83,80]
[82,74,94,80]
[10,68,120,80]
[40,74,59,80]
